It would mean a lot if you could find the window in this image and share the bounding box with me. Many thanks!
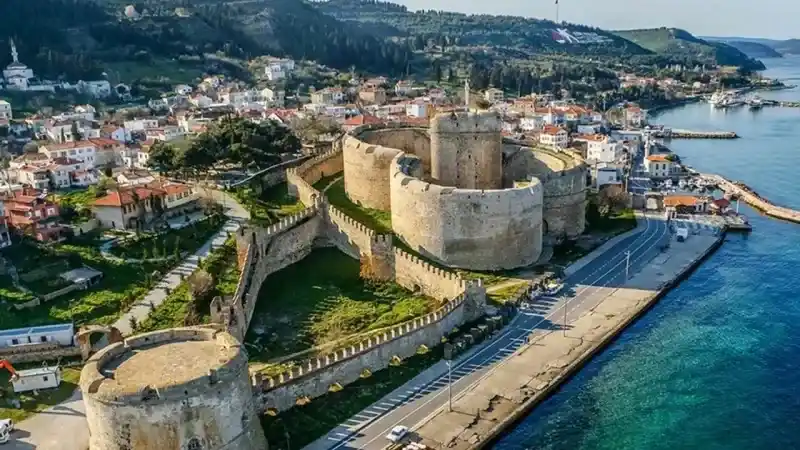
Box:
[43,376,49,382]
[187,438,203,450]
[11,339,18,345]
[40,336,47,343]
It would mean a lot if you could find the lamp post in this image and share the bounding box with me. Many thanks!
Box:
[625,251,631,280]
[446,359,453,412]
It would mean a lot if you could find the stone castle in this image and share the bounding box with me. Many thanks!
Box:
[342,111,588,270]
[79,112,589,444]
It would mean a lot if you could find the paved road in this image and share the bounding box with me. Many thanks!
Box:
[306,215,672,450]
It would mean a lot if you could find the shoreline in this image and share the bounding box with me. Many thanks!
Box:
[410,231,725,450]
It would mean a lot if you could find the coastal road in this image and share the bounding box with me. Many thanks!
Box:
[305,214,672,450]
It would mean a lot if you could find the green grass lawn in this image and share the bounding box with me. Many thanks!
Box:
[137,240,239,333]
[0,367,81,423]
[312,174,342,191]
[0,236,171,329]
[108,213,225,259]
[233,183,306,225]
[245,247,437,363]
[324,179,392,234]
[586,207,637,234]
[260,347,442,449]
[487,281,530,305]
[105,58,205,86]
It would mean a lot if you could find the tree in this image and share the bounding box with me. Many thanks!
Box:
[597,185,630,216]
[147,141,178,175]
[70,121,81,141]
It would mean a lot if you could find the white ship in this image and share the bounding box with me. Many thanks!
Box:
[710,90,743,108]
[747,95,764,109]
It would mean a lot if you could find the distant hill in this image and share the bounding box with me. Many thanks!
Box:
[0,0,413,84]
[314,0,651,57]
[703,37,783,58]
[704,36,800,56]
[614,28,766,70]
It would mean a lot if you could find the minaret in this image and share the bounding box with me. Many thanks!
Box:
[9,38,18,63]
[463,79,469,111]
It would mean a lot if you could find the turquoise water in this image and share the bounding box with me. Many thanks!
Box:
[493,58,800,450]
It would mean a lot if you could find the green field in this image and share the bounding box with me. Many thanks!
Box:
[245,247,436,363]
[324,179,392,233]
[108,214,225,260]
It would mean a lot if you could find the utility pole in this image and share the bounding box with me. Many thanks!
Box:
[562,295,568,337]
[625,251,631,280]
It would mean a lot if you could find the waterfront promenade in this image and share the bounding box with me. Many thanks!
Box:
[699,173,800,224]
[410,232,723,450]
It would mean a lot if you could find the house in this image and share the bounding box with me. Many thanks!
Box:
[484,88,504,104]
[92,183,196,229]
[0,100,11,120]
[343,114,383,131]
[664,194,710,216]
[43,120,78,143]
[16,166,51,190]
[175,84,193,95]
[519,116,544,132]
[539,125,569,148]
[39,141,97,168]
[101,124,132,143]
[189,94,214,109]
[9,152,49,170]
[310,87,345,106]
[264,58,295,81]
[92,185,167,230]
[359,88,387,105]
[645,154,675,178]
[405,101,429,119]
[261,87,285,107]
[710,198,732,214]
[88,138,125,168]
[0,323,74,349]
[1,190,63,242]
[593,165,622,190]
[46,157,88,189]
[576,134,623,164]
[123,118,160,132]
[625,105,647,127]
[395,80,414,96]
[144,126,183,142]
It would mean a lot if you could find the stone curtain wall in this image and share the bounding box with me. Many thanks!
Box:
[286,150,343,206]
[254,292,469,412]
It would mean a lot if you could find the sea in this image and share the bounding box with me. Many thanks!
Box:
[492,57,800,450]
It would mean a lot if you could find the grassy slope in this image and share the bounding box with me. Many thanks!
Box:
[245,247,436,363]
[0,368,81,423]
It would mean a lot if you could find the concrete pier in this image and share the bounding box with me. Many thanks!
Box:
[701,173,800,224]
[654,129,739,139]
[405,233,724,450]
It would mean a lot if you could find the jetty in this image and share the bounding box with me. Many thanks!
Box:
[653,129,739,139]
[698,173,800,224]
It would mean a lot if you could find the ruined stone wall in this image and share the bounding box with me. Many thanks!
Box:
[503,145,588,239]
[429,111,503,190]
[286,150,344,206]
[80,328,267,450]
[391,154,544,270]
[255,293,469,413]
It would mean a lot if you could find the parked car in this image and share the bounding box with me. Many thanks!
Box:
[386,425,409,443]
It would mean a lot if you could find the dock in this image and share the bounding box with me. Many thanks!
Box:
[653,129,739,139]
[698,173,800,224]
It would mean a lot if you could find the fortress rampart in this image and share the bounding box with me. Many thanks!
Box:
[80,327,266,450]
[503,144,588,239]
[390,153,544,270]
[429,111,503,190]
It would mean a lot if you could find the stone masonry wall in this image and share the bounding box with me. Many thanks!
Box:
[503,145,588,239]
[286,150,344,206]
[255,293,468,412]
[429,111,503,190]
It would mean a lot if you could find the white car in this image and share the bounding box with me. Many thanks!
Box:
[386,425,409,443]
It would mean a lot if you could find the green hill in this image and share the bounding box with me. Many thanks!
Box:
[614,28,765,70]
[0,0,412,84]
[314,0,650,57]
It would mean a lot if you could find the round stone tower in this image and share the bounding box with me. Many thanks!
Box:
[80,327,267,450]
[429,111,503,190]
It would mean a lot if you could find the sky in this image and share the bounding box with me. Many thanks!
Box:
[393,0,799,40]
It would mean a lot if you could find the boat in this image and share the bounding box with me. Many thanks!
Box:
[747,95,764,109]
[710,90,743,108]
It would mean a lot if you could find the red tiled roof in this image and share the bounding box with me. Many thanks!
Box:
[93,187,166,207]
[646,154,670,162]
[344,115,383,127]
[664,195,704,207]
[541,125,566,136]
[42,141,97,151]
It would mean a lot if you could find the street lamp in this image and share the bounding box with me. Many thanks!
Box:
[625,251,631,280]
[446,360,453,412]
[562,295,568,337]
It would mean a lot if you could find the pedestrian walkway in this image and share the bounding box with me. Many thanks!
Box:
[111,189,249,336]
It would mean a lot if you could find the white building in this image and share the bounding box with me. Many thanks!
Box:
[264,58,295,81]
[593,165,622,190]
[261,87,285,107]
[2,39,35,91]
[405,101,428,119]
[645,154,675,178]
[0,100,12,120]
[0,323,74,349]
[145,126,184,142]
[310,87,345,106]
[11,366,62,393]
[578,134,623,164]
[123,118,160,131]
[39,141,98,168]
[16,165,50,190]
[175,84,193,95]
[625,106,647,127]
[189,94,214,109]
[519,116,544,132]
[539,125,569,148]
[395,80,414,96]
[484,88,504,104]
